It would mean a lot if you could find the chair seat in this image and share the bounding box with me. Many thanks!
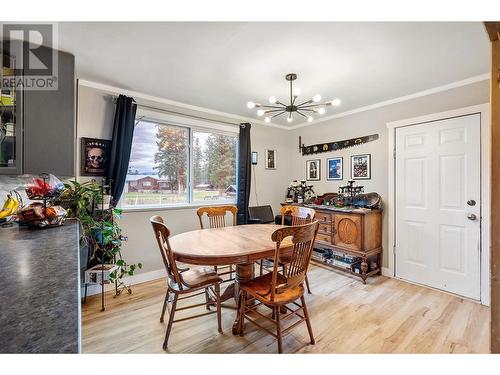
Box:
[181,267,223,289]
[240,273,305,305]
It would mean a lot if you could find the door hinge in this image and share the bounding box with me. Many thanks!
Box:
[393,148,396,159]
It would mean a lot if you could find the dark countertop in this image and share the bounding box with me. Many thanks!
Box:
[0,219,81,353]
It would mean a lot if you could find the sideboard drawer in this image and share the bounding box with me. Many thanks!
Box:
[316,233,333,244]
[319,222,332,234]
[317,212,332,224]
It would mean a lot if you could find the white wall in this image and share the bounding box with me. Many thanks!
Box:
[287,79,490,267]
[77,84,291,274]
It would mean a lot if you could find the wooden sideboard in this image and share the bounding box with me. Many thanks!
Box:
[283,204,382,283]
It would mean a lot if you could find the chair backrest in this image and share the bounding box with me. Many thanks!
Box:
[270,221,320,301]
[150,215,183,287]
[248,205,275,224]
[280,205,316,226]
[197,205,238,229]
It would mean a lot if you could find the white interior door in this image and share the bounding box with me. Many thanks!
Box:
[395,114,481,300]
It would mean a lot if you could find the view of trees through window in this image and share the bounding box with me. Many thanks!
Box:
[122,120,238,207]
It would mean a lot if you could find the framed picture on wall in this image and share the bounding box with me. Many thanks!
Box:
[327,157,343,180]
[306,159,321,181]
[81,137,111,176]
[351,154,371,180]
[265,149,276,169]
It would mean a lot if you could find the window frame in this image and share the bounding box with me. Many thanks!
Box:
[120,109,239,212]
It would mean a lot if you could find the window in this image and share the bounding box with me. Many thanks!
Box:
[122,118,238,209]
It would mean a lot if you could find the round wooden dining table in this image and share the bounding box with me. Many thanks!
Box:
[169,223,292,334]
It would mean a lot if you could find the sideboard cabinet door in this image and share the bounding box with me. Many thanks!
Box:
[333,213,362,251]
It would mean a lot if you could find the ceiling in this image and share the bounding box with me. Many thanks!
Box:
[57,22,490,127]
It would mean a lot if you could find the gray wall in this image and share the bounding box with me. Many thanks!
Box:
[287,79,490,267]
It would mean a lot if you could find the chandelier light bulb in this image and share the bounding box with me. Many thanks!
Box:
[307,116,313,123]
[318,107,326,115]
[313,94,322,103]
[264,116,271,123]
[287,115,293,123]
[268,96,277,104]
[257,109,265,117]
[329,98,341,106]
[247,101,255,109]
[293,87,302,96]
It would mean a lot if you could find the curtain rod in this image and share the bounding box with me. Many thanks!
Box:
[112,95,242,127]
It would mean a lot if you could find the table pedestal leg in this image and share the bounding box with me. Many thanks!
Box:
[232,263,254,335]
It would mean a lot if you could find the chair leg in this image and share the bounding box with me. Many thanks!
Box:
[160,290,170,323]
[205,287,210,310]
[239,291,246,337]
[275,306,283,354]
[163,293,178,350]
[301,295,315,345]
[305,275,312,294]
[215,283,222,333]
[259,260,263,276]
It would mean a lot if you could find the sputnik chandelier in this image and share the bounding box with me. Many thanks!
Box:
[247,73,341,124]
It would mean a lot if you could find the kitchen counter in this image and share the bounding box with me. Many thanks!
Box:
[0,219,81,353]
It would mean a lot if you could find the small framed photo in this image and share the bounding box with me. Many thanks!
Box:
[251,151,258,165]
[265,149,276,169]
[327,157,343,180]
[306,159,321,181]
[351,154,371,180]
[81,137,111,176]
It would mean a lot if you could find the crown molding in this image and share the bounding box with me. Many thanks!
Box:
[288,73,490,130]
[79,73,490,132]
[77,79,290,130]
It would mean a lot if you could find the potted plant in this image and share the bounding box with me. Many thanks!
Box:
[54,180,142,295]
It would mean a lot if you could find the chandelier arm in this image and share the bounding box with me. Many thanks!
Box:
[271,110,287,119]
[297,103,328,109]
[295,110,308,119]
[297,108,315,112]
[295,99,314,107]
[264,109,288,113]
[259,104,287,109]
[276,100,287,107]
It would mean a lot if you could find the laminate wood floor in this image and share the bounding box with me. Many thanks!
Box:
[82,264,490,353]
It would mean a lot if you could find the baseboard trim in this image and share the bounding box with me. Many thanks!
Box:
[381,267,392,277]
[83,268,166,296]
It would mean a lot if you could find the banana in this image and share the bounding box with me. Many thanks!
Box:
[0,194,19,220]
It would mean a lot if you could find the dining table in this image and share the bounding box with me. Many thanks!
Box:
[169,223,293,334]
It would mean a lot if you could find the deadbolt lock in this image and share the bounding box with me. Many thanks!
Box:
[467,200,476,206]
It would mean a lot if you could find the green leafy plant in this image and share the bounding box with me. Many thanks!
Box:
[54,180,142,294]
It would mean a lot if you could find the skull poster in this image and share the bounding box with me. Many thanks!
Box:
[81,137,111,176]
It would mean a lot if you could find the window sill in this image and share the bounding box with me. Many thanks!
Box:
[120,201,237,214]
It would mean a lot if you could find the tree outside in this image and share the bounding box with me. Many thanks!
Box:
[122,121,237,207]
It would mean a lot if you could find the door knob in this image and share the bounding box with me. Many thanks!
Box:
[467,200,476,206]
[467,214,477,221]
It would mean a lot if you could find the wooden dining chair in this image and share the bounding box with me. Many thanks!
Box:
[259,205,315,293]
[280,205,316,226]
[279,205,315,294]
[237,221,320,353]
[197,205,238,281]
[150,215,223,350]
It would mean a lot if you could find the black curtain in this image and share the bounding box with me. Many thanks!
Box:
[107,95,137,206]
[237,122,251,225]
